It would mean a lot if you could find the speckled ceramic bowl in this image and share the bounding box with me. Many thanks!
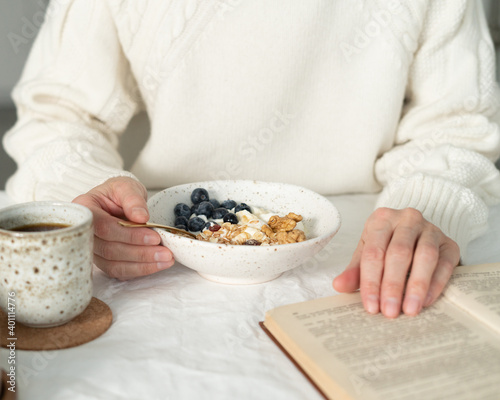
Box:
[148,181,341,284]
[0,202,93,327]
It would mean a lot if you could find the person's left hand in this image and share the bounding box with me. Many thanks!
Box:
[333,207,460,318]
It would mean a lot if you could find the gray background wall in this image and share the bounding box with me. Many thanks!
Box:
[0,1,43,188]
[0,1,499,191]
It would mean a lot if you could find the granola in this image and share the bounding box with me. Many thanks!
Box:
[196,209,307,246]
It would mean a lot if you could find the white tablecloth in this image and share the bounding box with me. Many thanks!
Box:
[1,192,499,400]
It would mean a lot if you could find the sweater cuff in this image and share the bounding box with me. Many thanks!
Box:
[375,174,489,256]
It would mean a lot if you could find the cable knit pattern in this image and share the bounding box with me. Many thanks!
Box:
[3,0,500,254]
[374,0,500,253]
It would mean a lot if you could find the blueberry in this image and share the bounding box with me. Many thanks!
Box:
[212,207,229,220]
[221,199,237,209]
[234,203,252,213]
[174,203,192,219]
[196,201,214,218]
[223,212,238,224]
[175,224,187,231]
[209,199,220,209]
[191,203,200,215]
[191,188,210,204]
[187,217,206,232]
[175,216,189,227]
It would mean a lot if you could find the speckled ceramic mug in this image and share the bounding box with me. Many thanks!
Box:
[0,202,93,328]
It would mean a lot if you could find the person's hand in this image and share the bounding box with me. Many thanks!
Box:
[333,207,460,318]
[73,177,174,280]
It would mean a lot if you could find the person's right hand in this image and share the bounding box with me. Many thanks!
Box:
[72,176,174,280]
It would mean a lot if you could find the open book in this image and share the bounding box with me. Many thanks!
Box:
[261,263,500,400]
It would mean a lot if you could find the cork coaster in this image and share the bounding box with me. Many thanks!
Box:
[1,369,17,400]
[0,297,112,351]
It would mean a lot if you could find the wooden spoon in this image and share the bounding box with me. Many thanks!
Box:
[118,221,197,238]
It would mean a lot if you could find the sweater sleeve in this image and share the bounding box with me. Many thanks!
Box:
[375,0,500,254]
[3,0,141,202]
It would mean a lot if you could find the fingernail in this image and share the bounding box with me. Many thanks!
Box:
[332,277,339,289]
[132,207,148,218]
[157,261,173,270]
[366,294,379,314]
[404,294,421,316]
[154,251,171,262]
[144,235,158,245]
[383,297,400,318]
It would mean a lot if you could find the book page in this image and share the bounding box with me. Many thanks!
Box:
[264,293,500,400]
[444,263,500,335]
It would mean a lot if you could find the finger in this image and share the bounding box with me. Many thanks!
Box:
[359,215,394,315]
[94,237,173,265]
[333,239,363,293]
[94,255,175,281]
[75,192,160,245]
[401,227,441,316]
[109,178,150,223]
[424,239,460,307]
[380,224,420,318]
[92,208,161,245]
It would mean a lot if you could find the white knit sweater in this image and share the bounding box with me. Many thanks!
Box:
[4,0,500,252]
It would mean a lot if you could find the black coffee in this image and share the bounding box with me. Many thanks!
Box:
[9,223,71,232]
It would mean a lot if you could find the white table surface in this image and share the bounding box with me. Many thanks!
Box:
[1,191,499,400]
